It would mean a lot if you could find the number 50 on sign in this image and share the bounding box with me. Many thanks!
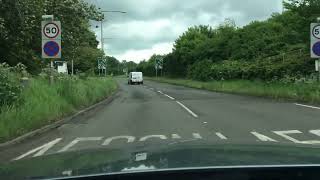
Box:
[311,23,320,58]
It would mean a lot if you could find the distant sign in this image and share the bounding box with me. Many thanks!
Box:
[311,23,320,58]
[42,21,61,59]
[98,59,107,70]
[155,57,163,70]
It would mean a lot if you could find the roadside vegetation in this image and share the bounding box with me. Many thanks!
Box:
[0,1,119,142]
[0,64,117,143]
[146,77,320,104]
[136,0,320,103]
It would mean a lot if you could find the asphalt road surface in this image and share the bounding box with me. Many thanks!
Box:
[1,78,320,162]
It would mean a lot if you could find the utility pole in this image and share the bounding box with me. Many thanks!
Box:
[97,10,126,77]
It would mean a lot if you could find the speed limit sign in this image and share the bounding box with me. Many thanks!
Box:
[311,23,320,58]
[42,20,61,58]
[41,21,61,40]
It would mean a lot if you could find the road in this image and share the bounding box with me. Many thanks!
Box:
[1,78,320,162]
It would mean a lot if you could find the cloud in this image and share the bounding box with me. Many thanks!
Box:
[87,0,282,62]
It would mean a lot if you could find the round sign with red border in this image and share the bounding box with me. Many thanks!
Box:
[43,22,60,39]
[43,41,60,57]
[312,25,320,39]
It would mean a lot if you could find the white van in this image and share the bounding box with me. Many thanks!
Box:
[128,72,143,85]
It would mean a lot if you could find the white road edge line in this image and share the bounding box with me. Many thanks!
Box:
[176,101,198,118]
[164,94,175,100]
[294,103,320,110]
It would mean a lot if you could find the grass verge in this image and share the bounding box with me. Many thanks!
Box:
[0,77,117,143]
[146,77,320,104]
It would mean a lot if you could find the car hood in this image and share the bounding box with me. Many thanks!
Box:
[1,143,320,179]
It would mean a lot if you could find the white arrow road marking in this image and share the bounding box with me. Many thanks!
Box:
[164,94,175,100]
[58,137,103,152]
[215,132,228,140]
[273,130,320,144]
[102,136,135,146]
[294,103,320,110]
[251,132,278,142]
[13,138,62,161]
[139,135,167,141]
[176,101,198,118]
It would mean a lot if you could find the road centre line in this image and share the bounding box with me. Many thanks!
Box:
[176,101,198,118]
[294,103,320,110]
[164,94,175,100]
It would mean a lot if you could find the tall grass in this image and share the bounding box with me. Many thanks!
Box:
[0,77,117,142]
[147,77,320,104]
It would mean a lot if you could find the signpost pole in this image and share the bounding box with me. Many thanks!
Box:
[318,59,320,82]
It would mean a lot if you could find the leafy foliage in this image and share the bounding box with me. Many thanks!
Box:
[135,0,316,81]
[0,0,102,74]
[0,63,28,107]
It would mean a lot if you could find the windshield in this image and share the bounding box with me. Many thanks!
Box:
[1,0,320,179]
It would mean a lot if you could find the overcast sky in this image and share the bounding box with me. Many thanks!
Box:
[87,0,283,63]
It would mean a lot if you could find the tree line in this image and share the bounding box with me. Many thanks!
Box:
[134,0,319,81]
[0,0,104,75]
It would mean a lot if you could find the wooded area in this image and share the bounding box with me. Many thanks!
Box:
[0,0,103,74]
[136,0,319,82]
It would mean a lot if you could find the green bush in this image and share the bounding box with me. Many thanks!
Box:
[188,54,313,81]
[0,77,117,142]
[187,60,213,81]
[0,63,27,107]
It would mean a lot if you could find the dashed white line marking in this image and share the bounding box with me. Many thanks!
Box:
[216,132,228,140]
[102,136,135,146]
[139,135,167,141]
[294,103,320,110]
[203,122,208,124]
[176,101,198,118]
[251,132,278,142]
[192,133,202,139]
[164,94,175,100]
[157,91,163,94]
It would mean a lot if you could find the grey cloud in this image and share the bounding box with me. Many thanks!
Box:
[87,0,282,61]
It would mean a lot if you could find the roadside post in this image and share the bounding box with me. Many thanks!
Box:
[155,56,163,78]
[41,15,62,84]
[311,20,320,82]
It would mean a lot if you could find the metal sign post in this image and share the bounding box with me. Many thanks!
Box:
[42,16,61,84]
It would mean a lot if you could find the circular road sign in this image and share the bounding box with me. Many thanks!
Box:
[44,41,60,57]
[43,22,60,39]
[312,41,320,56]
[312,25,320,39]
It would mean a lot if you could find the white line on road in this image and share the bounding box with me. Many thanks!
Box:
[192,133,202,139]
[215,132,228,140]
[294,103,320,110]
[13,138,62,161]
[164,94,175,100]
[58,137,103,152]
[176,101,198,118]
[157,91,163,94]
